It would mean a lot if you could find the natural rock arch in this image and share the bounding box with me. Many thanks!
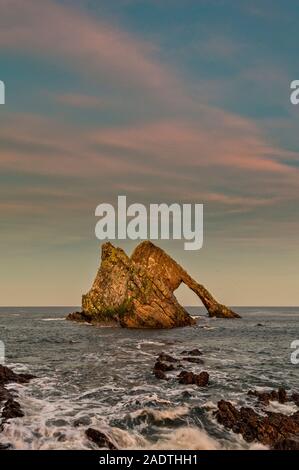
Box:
[67,241,240,328]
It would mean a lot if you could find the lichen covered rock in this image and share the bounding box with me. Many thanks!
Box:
[67,241,240,328]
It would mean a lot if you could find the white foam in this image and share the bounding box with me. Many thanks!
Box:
[41,318,66,321]
[147,427,220,450]
[130,405,190,422]
[266,401,298,415]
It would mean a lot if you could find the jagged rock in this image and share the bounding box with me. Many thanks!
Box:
[0,365,35,386]
[67,241,239,328]
[291,393,299,407]
[0,365,35,428]
[178,370,194,385]
[180,349,203,356]
[195,371,209,386]
[153,368,168,380]
[274,437,299,450]
[248,387,289,406]
[154,361,175,372]
[178,370,209,386]
[215,400,299,449]
[0,386,11,403]
[0,443,12,450]
[85,427,117,449]
[158,352,178,363]
[2,398,24,420]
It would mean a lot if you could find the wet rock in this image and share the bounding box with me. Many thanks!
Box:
[153,353,179,380]
[180,349,203,356]
[181,390,192,399]
[178,370,194,385]
[0,386,11,403]
[278,387,288,404]
[178,370,209,387]
[0,365,35,386]
[274,437,299,450]
[215,400,299,449]
[0,365,35,427]
[154,361,175,372]
[85,427,117,449]
[153,368,168,380]
[182,357,204,364]
[67,241,240,328]
[0,442,12,450]
[158,352,178,363]
[2,398,24,420]
[248,387,288,405]
[195,371,209,386]
[291,392,299,407]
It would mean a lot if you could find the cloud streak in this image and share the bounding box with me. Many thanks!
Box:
[0,0,184,102]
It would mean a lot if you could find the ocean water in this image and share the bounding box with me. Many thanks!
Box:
[0,306,298,450]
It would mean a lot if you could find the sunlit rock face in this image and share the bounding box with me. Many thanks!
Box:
[67,241,240,328]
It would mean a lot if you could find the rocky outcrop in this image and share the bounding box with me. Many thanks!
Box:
[0,365,35,430]
[215,399,299,450]
[248,387,288,406]
[67,241,239,328]
[178,370,209,386]
[0,365,34,386]
[85,428,117,449]
[152,350,208,385]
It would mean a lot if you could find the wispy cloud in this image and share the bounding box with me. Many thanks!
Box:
[0,0,183,103]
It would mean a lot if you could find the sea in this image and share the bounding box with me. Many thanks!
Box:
[0,307,298,450]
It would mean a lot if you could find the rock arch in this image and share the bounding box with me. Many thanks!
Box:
[67,241,240,328]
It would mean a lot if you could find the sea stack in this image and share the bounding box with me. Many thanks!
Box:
[67,241,240,328]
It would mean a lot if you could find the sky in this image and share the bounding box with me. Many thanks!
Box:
[0,0,299,307]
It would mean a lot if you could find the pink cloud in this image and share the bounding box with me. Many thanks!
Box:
[0,0,182,100]
[1,108,298,207]
[89,111,298,175]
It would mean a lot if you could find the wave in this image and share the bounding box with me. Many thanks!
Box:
[129,405,190,423]
[265,401,298,415]
[41,318,66,321]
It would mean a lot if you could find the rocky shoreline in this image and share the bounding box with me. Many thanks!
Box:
[82,348,299,451]
[1,354,299,451]
[215,394,299,450]
[0,365,35,450]
[151,349,299,450]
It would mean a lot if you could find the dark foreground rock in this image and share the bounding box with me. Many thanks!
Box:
[2,398,24,420]
[274,437,299,450]
[158,352,178,363]
[153,353,178,380]
[153,368,168,380]
[85,428,117,449]
[0,365,35,386]
[215,399,299,449]
[154,361,175,372]
[0,365,35,430]
[248,387,297,406]
[180,349,203,356]
[67,241,240,328]
[152,350,208,384]
[178,370,209,387]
